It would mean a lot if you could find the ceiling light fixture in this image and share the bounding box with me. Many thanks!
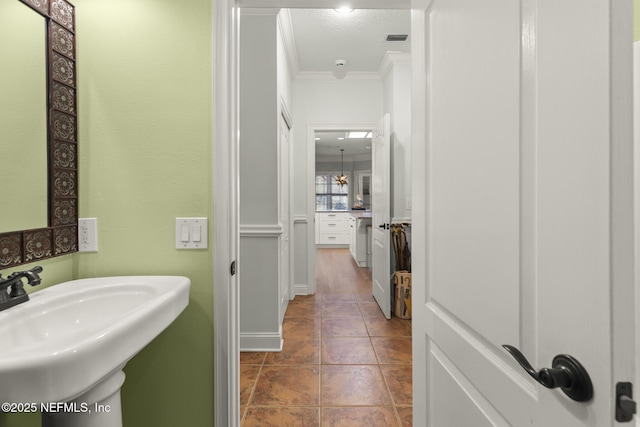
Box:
[336,149,348,187]
[347,131,368,139]
[334,7,354,14]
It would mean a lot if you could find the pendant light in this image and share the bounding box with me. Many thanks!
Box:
[336,148,348,187]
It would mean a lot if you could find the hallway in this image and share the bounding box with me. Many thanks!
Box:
[240,248,412,426]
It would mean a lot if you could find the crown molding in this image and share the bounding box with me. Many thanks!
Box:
[277,9,301,78]
[238,0,410,9]
[378,51,412,78]
[296,71,382,82]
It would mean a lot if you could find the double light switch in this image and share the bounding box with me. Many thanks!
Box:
[176,218,208,249]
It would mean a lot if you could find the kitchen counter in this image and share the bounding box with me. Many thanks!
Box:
[349,211,372,220]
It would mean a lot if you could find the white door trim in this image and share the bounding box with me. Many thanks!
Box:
[213,1,239,427]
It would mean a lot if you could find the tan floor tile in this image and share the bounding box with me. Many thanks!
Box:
[396,406,413,427]
[322,337,378,364]
[264,336,320,365]
[286,301,322,318]
[381,365,412,405]
[293,294,322,303]
[241,352,266,365]
[321,317,368,337]
[322,407,399,427]
[359,301,386,318]
[240,365,261,404]
[356,293,377,303]
[365,317,412,337]
[252,365,320,406]
[243,407,320,427]
[322,294,357,304]
[321,302,362,318]
[321,365,391,406]
[240,405,246,424]
[371,337,412,364]
[283,317,321,338]
[243,250,412,425]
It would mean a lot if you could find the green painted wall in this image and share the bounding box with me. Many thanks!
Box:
[2,0,213,426]
[73,0,214,425]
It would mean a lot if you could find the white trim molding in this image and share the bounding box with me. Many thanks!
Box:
[293,215,308,224]
[293,283,311,295]
[238,0,410,9]
[277,9,300,78]
[391,217,412,224]
[378,51,411,79]
[240,223,284,236]
[240,330,284,352]
[296,71,382,82]
[240,7,280,15]
[213,0,239,426]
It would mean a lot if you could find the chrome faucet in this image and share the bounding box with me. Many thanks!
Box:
[0,266,43,311]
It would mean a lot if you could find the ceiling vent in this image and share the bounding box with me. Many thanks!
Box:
[385,34,409,42]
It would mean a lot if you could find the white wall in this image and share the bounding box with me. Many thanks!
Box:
[239,11,294,350]
[382,52,412,222]
[277,13,294,120]
[292,78,383,289]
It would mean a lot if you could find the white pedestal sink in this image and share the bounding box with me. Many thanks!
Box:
[0,276,190,427]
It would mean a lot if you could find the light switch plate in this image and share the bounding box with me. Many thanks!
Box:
[78,218,98,252]
[176,218,208,249]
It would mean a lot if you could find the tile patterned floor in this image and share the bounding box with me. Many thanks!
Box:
[240,248,412,426]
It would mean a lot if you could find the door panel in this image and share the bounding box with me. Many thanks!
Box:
[430,347,510,427]
[279,114,291,323]
[412,0,634,425]
[372,113,391,319]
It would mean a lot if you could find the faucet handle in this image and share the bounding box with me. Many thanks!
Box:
[9,282,26,298]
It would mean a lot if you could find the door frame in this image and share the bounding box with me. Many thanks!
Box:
[213,1,410,427]
[307,123,376,295]
[212,0,240,426]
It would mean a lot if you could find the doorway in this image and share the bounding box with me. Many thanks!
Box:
[215,3,413,427]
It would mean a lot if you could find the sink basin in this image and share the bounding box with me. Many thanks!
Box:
[0,276,189,409]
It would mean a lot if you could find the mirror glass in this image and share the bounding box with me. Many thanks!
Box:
[0,0,78,270]
[315,130,372,211]
[0,0,47,232]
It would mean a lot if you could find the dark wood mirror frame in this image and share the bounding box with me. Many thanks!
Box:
[0,0,77,270]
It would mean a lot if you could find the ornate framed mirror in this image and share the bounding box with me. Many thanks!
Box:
[0,0,78,269]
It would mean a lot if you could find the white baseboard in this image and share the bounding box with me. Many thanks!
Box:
[240,331,283,352]
[293,283,311,295]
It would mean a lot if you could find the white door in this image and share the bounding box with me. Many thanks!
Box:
[279,113,291,323]
[372,113,392,319]
[412,0,634,426]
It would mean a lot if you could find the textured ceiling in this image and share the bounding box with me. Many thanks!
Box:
[288,8,410,72]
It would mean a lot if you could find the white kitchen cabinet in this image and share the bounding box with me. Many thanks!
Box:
[316,212,349,245]
[348,213,371,267]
